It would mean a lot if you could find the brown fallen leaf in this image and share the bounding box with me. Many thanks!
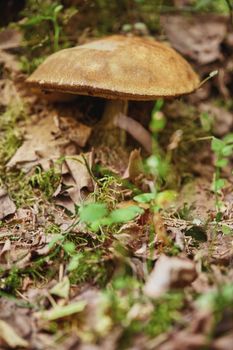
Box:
[0,79,21,106]
[212,333,233,350]
[123,149,144,182]
[199,103,233,137]
[175,178,216,223]
[0,188,16,220]
[161,14,227,64]
[153,212,170,246]
[0,50,20,72]
[7,114,62,171]
[58,115,92,148]
[0,319,29,348]
[0,239,11,261]
[54,152,95,212]
[7,112,92,172]
[144,254,197,298]
[0,28,22,50]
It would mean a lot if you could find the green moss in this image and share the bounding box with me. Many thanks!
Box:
[1,267,21,293]
[68,249,111,287]
[118,292,183,348]
[0,102,26,168]
[3,170,35,207]
[29,165,61,199]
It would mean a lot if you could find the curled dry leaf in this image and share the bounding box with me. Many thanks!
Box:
[0,188,16,220]
[54,152,94,212]
[161,14,227,64]
[144,254,197,298]
[123,149,144,182]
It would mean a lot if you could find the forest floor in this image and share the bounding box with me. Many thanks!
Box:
[0,4,233,350]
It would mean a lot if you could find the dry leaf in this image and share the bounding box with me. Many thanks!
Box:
[153,212,170,245]
[0,320,29,348]
[0,79,20,106]
[7,114,62,171]
[175,178,215,223]
[123,149,144,182]
[7,112,92,172]
[161,14,227,64]
[55,152,94,212]
[58,115,92,147]
[212,333,233,350]
[0,239,11,259]
[0,188,16,220]
[0,29,22,50]
[144,254,197,298]
[199,103,233,137]
[0,50,20,72]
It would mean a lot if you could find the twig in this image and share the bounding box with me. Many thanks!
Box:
[114,113,152,153]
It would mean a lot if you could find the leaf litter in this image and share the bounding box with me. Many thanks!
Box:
[0,5,232,350]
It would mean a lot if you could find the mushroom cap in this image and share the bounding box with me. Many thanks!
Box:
[27,35,200,100]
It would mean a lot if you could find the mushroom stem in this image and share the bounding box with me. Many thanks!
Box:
[102,99,128,126]
[94,99,128,147]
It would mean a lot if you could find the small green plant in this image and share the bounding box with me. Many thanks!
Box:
[211,134,233,215]
[79,202,144,233]
[197,284,233,337]
[21,1,63,52]
[146,99,171,187]
[194,0,230,13]
[134,189,177,212]
[0,267,21,293]
[103,276,184,348]
[68,249,109,286]
[19,0,77,72]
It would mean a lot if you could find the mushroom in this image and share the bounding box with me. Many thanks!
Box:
[27,35,200,150]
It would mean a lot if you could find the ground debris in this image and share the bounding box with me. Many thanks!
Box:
[0,319,29,348]
[54,151,94,212]
[0,187,16,220]
[0,3,233,349]
[161,14,227,64]
[199,103,233,137]
[123,149,144,183]
[0,28,22,50]
[144,254,197,298]
[7,111,92,172]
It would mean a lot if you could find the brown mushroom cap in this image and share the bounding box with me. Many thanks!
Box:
[27,35,200,100]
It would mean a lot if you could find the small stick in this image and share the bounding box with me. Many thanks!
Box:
[114,113,152,153]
